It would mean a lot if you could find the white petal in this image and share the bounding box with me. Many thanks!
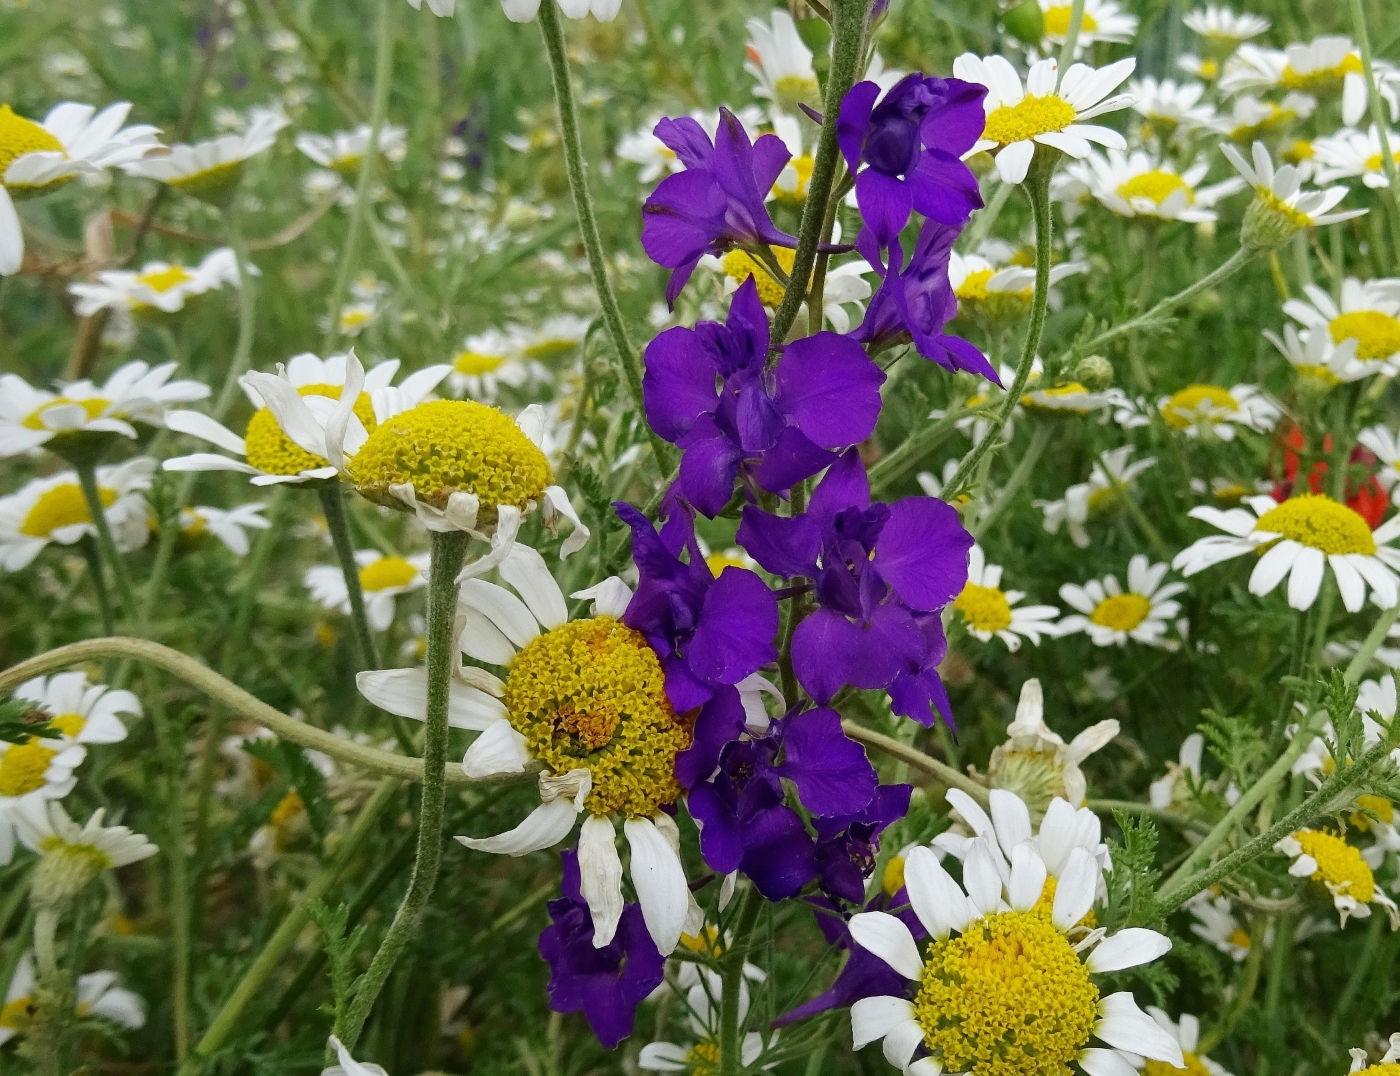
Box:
[995,139,1035,183]
[1008,842,1048,912]
[1287,546,1326,609]
[1095,993,1185,1065]
[164,410,247,454]
[1051,847,1098,930]
[848,912,924,980]
[1078,1048,1140,1076]
[638,1043,690,1071]
[544,485,590,559]
[625,817,690,954]
[461,719,530,778]
[963,839,1004,916]
[456,796,578,855]
[1086,928,1172,973]
[882,1018,925,1069]
[904,845,968,939]
[572,576,634,618]
[456,603,519,666]
[459,579,541,648]
[578,814,625,947]
[500,544,568,629]
[945,788,994,840]
[850,997,916,1050]
[990,789,1033,860]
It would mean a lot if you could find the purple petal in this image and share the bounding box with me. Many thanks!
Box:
[687,566,780,685]
[846,602,926,691]
[740,806,819,900]
[791,608,862,703]
[808,448,871,520]
[776,707,877,817]
[676,686,748,786]
[688,781,744,874]
[906,149,982,226]
[751,426,839,495]
[919,78,989,157]
[641,171,726,270]
[836,80,881,173]
[854,167,913,244]
[752,132,795,194]
[654,115,714,170]
[665,656,715,714]
[736,505,822,577]
[775,332,886,448]
[642,326,720,443]
[875,497,972,611]
[678,431,744,517]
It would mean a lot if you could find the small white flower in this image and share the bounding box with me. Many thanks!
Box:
[296,124,407,178]
[1150,732,1205,810]
[304,550,429,631]
[1187,892,1256,960]
[177,504,270,555]
[0,457,153,572]
[1222,141,1367,240]
[123,108,289,203]
[1314,125,1400,190]
[0,954,145,1046]
[1182,6,1270,49]
[496,0,621,26]
[745,10,819,110]
[1286,280,1400,370]
[951,545,1060,651]
[1036,0,1138,54]
[1158,381,1279,439]
[1220,36,1397,128]
[1037,445,1155,548]
[616,116,683,185]
[323,1034,389,1076]
[1070,148,1244,222]
[70,247,249,318]
[516,314,591,361]
[1220,91,1316,143]
[1360,425,1400,505]
[1265,321,1370,387]
[1128,77,1219,135]
[448,329,546,402]
[1058,554,1186,648]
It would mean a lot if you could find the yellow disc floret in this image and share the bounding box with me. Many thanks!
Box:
[453,350,508,376]
[503,616,686,818]
[1117,170,1194,207]
[22,397,110,431]
[1144,1053,1213,1076]
[0,105,64,184]
[47,713,86,738]
[21,483,113,538]
[684,1041,722,1075]
[0,740,58,797]
[982,95,1078,146]
[359,556,419,592]
[772,154,815,204]
[1254,495,1376,555]
[0,994,34,1033]
[882,854,907,896]
[913,910,1100,1076]
[1090,593,1152,632]
[1292,828,1375,903]
[953,583,1014,634]
[1329,311,1400,362]
[720,247,797,307]
[1280,53,1362,92]
[137,265,194,293]
[1042,4,1099,35]
[1162,384,1239,428]
[243,383,376,477]
[1353,1065,1400,1076]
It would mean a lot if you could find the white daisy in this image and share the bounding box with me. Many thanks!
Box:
[0,953,145,1046]
[295,123,407,180]
[0,361,210,459]
[1150,732,1205,810]
[1178,54,1222,83]
[1100,386,1151,429]
[1172,493,1400,612]
[177,503,270,555]
[954,54,1137,185]
[1158,381,1279,439]
[304,549,429,632]
[616,116,683,185]
[0,457,153,572]
[1220,36,1397,128]
[1276,828,1400,928]
[69,247,247,319]
[0,724,85,867]
[1058,555,1186,648]
[1187,892,1256,960]
[337,301,376,337]
[1265,322,1369,387]
[1220,92,1315,143]
[1128,77,1219,137]
[517,314,590,361]
[323,1034,388,1076]
[1071,148,1245,222]
[1037,0,1138,54]
[498,0,621,25]
[1037,445,1156,548]
[639,977,768,1073]
[745,10,819,112]
[10,799,158,906]
[1182,6,1270,51]
[1145,1009,1235,1076]
[13,671,138,749]
[1314,125,1400,190]
[1222,141,1368,240]
[1349,1035,1400,1072]
[951,545,1060,651]
[122,108,289,203]
[950,250,1087,323]
[448,329,546,402]
[1360,425,1400,505]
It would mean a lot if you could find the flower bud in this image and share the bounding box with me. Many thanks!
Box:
[1072,354,1114,391]
[1000,0,1044,45]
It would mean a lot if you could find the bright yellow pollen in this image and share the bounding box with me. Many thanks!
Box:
[1024,383,1093,411]
[1280,53,1363,91]
[1090,593,1153,632]
[1292,829,1376,902]
[684,1041,722,1074]
[350,399,553,512]
[1353,1065,1400,1076]
[1286,140,1316,163]
[1198,58,1219,79]
[0,105,64,185]
[954,583,1014,634]
[1162,384,1239,428]
[982,94,1078,146]
[773,154,815,204]
[503,616,687,818]
[1255,495,1376,555]
[1227,927,1252,950]
[914,910,1100,1075]
[1042,4,1098,35]
[1144,1052,1213,1076]
[137,265,194,292]
[1351,794,1395,832]
[680,925,724,956]
[22,396,110,430]
[20,483,113,538]
[1255,187,1315,230]
[0,740,58,797]
[358,555,419,592]
[169,159,245,201]
[0,995,34,1031]
[243,383,376,477]
[1117,170,1194,206]
[1296,363,1342,386]
[47,713,86,738]
[1214,483,1249,502]
[720,247,797,307]
[453,351,508,376]
[1329,311,1400,362]
[882,854,907,896]
[340,308,373,331]
[956,268,997,302]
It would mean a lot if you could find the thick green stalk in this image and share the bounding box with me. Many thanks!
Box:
[1053,0,1087,79]
[75,462,137,623]
[1349,0,1400,270]
[78,536,115,636]
[768,0,871,346]
[318,484,380,671]
[841,721,990,802]
[338,529,468,1047]
[719,889,765,1076]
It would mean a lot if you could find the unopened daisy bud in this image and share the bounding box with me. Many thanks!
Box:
[1072,354,1114,392]
[1240,190,1309,251]
[1000,0,1044,45]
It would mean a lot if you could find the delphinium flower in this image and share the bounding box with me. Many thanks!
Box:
[295,123,407,180]
[745,10,819,112]
[954,55,1137,184]
[1071,149,1245,222]
[1173,493,1400,611]
[951,545,1061,651]
[1037,445,1156,549]
[122,108,289,204]
[69,248,246,321]
[737,449,972,728]
[0,362,209,460]
[447,329,545,401]
[1223,142,1367,251]
[0,457,153,571]
[0,953,146,1047]
[1314,126,1400,190]
[811,785,913,909]
[1129,77,1219,141]
[0,100,161,274]
[1036,0,1139,55]
[1348,1035,1400,1073]
[1266,323,1369,388]
[1276,828,1400,928]
[1158,382,1279,439]
[1057,556,1186,649]
[304,550,429,631]
[1281,279,1400,375]
[1220,35,1396,128]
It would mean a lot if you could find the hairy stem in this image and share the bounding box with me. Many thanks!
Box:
[719,888,765,1076]
[319,484,380,671]
[841,721,989,802]
[970,419,1051,540]
[75,462,137,623]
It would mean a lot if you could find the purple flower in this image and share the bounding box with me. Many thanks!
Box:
[836,74,986,246]
[643,277,886,517]
[853,219,998,384]
[616,500,779,784]
[539,850,665,1048]
[736,449,972,728]
[641,108,798,306]
[812,783,911,904]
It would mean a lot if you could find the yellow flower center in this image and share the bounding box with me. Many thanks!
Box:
[1023,382,1094,411]
[22,396,110,431]
[773,74,821,107]
[0,740,58,797]
[339,307,374,332]
[1042,4,1099,35]
[720,247,797,307]
[1161,384,1239,428]
[1351,794,1395,832]
[1292,829,1376,903]
[1254,495,1376,555]
[953,582,1014,634]
[1329,311,1400,362]
[453,350,508,376]
[1231,104,1297,142]
[137,265,194,292]
[0,995,34,1031]
[521,335,582,361]
[350,399,553,511]
[1354,1065,1400,1076]
[882,854,907,896]
[169,159,246,201]
[1089,593,1153,632]
[1198,58,1219,79]
[47,712,86,738]
[1144,1052,1214,1076]
[1227,927,1251,950]
[955,268,997,302]
[37,834,115,872]
[705,551,750,576]
[680,924,724,956]
[0,104,65,185]
[243,383,375,477]
[772,154,815,204]
[1296,364,1342,386]
[1363,151,1400,174]
[1214,483,1249,502]
[20,482,114,538]
[1255,187,1315,231]
[1087,485,1119,514]
[982,94,1078,147]
[270,789,304,830]
[913,910,1100,1075]
[1117,170,1194,206]
[358,555,419,592]
[503,616,687,818]
[1029,876,1097,929]
[1280,52,1363,91]
[684,1041,722,1075]
[1285,139,1316,163]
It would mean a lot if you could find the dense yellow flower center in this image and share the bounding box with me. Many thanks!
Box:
[169,159,245,201]
[882,854,907,896]
[1329,311,1400,362]
[243,383,375,477]
[679,924,723,956]
[1280,53,1363,91]
[22,396,110,430]
[340,307,374,332]
[773,154,815,204]
[1227,927,1251,950]
[773,74,821,106]
[721,247,797,307]
[1285,140,1316,163]
[48,712,86,738]
[1292,828,1375,902]
[503,616,687,818]
[453,350,508,376]
[137,265,194,292]
[521,334,581,361]
[1162,384,1238,428]
[1090,593,1152,632]
[1363,151,1400,174]
[0,995,34,1031]
[1042,5,1099,35]
[1254,495,1376,555]
[1351,794,1395,832]
[982,95,1078,146]
[1118,170,1194,206]
[21,483,113,538]
[0,740,58,796]
[684,1041,722,1074]
[350,399,553,511]
[1144,1052,1213,1076]
[270,789,304,830]
[358,555,419,592]
[0,104,64,182]
[956,268,996,302]
[1255,187,1316,231]
[954,582,1014,634]
[1353,1065,1400,1076]
[37,834,114,872]
[914,910,1100,1075]
[1024,382,1095,411]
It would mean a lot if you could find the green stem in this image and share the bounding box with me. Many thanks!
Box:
[78,536,115,637]
[841,721,989,802]
[868,403,996,495]
[1086,799,1212,835]
[768,0,871,346]
[211,208,260,421]
[1196,912,1267,1054]
[1345,602,1400,683]
[338,530,468,1047]
[75,462,137,623]
[719,889,765,1076]
[1349,0,1400,270]
[1053,0,1087,79]
[970,420,1051,539]
[1106,470,1174,564]
[319,484,380,671]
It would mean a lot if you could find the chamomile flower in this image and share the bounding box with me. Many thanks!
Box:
[295,123,407,180]
[11,799,158,907]
[617,117,682,184]
[449,329,544,401]
[1158,382,1279,439]
[1276,828,1400,928]
[1128,77,1218,138]
[1178,55,1222,83]
[123,108,289,203]
[0,457,153,571]
[1314,125,1400,190]
[1349,1035,1400,1072]
[517,314,590,361]
[1359,425,1400,504]
[745,10,819,112]
[1037,445,1157,548]
[1222,142,1367,250]
[69,247,247,319]
[0,361,210,459]
[1173,493,1400,612]
[175,504,270,555]
[639,978,767,1072]
[162,352,449,488]
[337,301,376,337]
[1020,379,1115,414]
[303,550,429,631]
[952,545,1060,651]
[1266,322,1369,387]
[950,250,1087,324]
[1150,733,1205,810]
[0,954,145,1046]
[1058,555,1186,648]
[1182,6,1270,52]
[0,725,85,866]
[848,789,1183,1076]
[707,247,873,330]
[1036,0,1138,54]
[1188,892,1255,961]
[12,672,138,750]
[1073,148,1245,222]
[954,54,1137,185]
[1220,37,1395,128]
[1221,92,1316,143]
[1145,1009,1235,1076]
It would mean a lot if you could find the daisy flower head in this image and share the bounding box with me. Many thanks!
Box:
[295,123,407,181]
[1265,322,1368,390]
[953,53,1137,184]
[1276,828,1400,928]
[1144,1009,1235,1076]
[69,247,247,322]
[0,457,153,572]
[1223,141,1367,251]
[1150,732,1205,810]
[1360,425,1400,504]
[0,101,161,275]
[0,361,209,461]
[1221,36,1395,128]
[952,545,1060,652]
[123,108,289,204]
[1183,6,1270,54]
[849,788,1184,1076]
[1036,0,1138,55]
[303,549,429,631]
[640,975,768,1072]
[1221,92,1315,144]
[1173,493,1400,612]
[0,953,145,1047]
[12,671,138,749]
[1158,381,1279,439]
[1128,77,1218,140]
[1058,555,1186,648]
[173,503,270,555]
[517,314,590,362]
[12,798,158,908]
[1188,892,1256,961]
[337,301,376,338]
[950,250,1087,326]
[1037,444,1156,548]
[449,328,545,401]
[1178,54,1222,83]
[1073,148,1245,222]
[1314,125,1400,190]
[1349,1035,1400,1073]
[745,10,819,112]
[1020,377,1115,416]
[0,722,85,866]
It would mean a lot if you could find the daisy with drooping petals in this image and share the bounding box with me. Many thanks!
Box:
[1036,0,1138,54]
[1188,892,1255,961]
[1058,555,1186,648]
[304,550,429,632]
[123,108,289,203]
[745,10,819,112]
[11,800,158,908]
[1072,148,1244,222]
[1349,1035,1400,1073]
[1313,125,1400,191]
[1183,6,1269,52]
[448,329,544,402]
[1283,279,1400,373]
[1158,382,1279,439]
[954,54,1137,185]
[950,250,1087,325]
[1128,77,1218,138]
[0,457,153,572]
[1173,494,1400,612]
[1223,142,1367,248]
[296,124,407,180]
[1276,828,1400,928]
[0,953,146,1047]
[1221,37,1396,128]
[1265,322,1369,388]
[848,788,1183,1076]
[1037,445,1156,549]
[1145,1009,1235,1076]
[69,247,247,320]
[951,545,1060,651]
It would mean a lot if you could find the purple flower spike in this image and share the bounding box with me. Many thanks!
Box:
[736,449,972,728]
[853,219,998,384]
[539,851,665,1048]
[641,108,798,306]
[642,277,886,517]
[812,783,912,904]
[836,74,986,246]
